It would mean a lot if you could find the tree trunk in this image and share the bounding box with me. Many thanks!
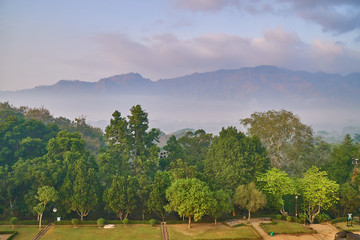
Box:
[188,216,192,229]
[248,210,251,221]
[81,214,83,221]
[214,217,217,224]
[142,212,145,221]
[39,213,43,229]
[233,210,236,216]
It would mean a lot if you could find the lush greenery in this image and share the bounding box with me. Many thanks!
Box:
[1,102,360,226]
[260,221,315,234]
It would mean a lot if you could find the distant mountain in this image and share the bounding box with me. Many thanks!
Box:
[1,65,359,135]
[4,65,359,102]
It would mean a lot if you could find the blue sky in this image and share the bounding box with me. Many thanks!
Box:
[1,0,360,90]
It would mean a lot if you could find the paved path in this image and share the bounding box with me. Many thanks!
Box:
[226,218,338,240]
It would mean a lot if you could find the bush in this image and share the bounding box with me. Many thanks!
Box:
[122,218,129,225]
[316,213,330,223]
[149,219,158,226]
[10,217,18,225]
[276,215,282,220]
[286,216,292,222]
[97,218,105,227]
[331,217,347,224]
[71,218,79,226]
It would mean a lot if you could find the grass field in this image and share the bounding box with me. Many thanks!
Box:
[41,224,162,240]
[167,223,260,240]
[0,225,40,240]
[261,221,314,234]
[334,222,360,232]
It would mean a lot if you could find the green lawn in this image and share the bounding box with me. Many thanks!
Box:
[41,224,162,240]
[167,223,260,240]
[334,222,360,232]
[261,221,314,234]
[0,225,40,240]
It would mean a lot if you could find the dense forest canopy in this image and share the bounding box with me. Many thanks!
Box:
[0,101,359,227]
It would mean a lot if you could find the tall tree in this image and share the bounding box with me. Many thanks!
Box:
[241,110,314,176]
[257,168,295,215]
[103,174,137,220]
[165,178,213,228]
[147,171,171,221]
[299,166,339,224]
[33,186,58,229]
[209,189,233,224]
[234,182,266,220]
[204,127,269,191]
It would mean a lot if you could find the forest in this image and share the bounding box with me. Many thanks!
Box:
[0,101,359,228]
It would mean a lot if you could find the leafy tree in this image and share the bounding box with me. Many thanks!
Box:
[326,134,359,184]
[71,158,98,221]
[204,127,269,191]
[103,174,137,220]
[33,186,58,229]
[257,168,295,215]
[169,159,197,181]
[339,183,360,216]
[299,166,339,224]
[161,136,185,170]
[147,171,171,221]
[241,110,314,176]
[165,178,213,228]
[233,182,266,220]
[209,190,233,224]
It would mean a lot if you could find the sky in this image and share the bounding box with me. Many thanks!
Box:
[1,0,360,91]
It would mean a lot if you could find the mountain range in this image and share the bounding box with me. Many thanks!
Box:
[1,65,359,135]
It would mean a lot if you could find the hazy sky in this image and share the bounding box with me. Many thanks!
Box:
[1,0,360,90]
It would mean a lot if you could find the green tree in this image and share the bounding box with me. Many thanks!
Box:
[257,168,295,215]
[339,183,360,216]
[204,127,269,191]
[241,110,314,176]
[233,182,266,221]
[326,134,359,184]
[147,171,171,221]
[299,166,339,224]
[209,190,233,224]
[165,178,213,228]
[103,174,137,220]
[33,186,58,229]
[71,158,98,221]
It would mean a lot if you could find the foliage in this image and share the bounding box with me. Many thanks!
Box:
[147,171,171,221]
[315,213,330,223]
[149,219,158,226]
[233,182,266,220]
[97,218,105,227]
[257,168,295,215]
[103,174,137,221]
[208,189,233,224]
[71,218,79,226]
[241,110,315,176]
[299,166,339,224]
[10,217,18,225]
[165,178,213,228]
[205,127,269,191]
[123,218,129,225]
[33,186,58,229]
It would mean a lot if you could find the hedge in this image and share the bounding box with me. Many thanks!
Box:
[0,231,18,240]
[0,220,47,225]
[331,217,348,224]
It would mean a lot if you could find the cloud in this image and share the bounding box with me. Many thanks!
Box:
[281,0,360,34]
[94,27,360,80]
[174,0,360,34]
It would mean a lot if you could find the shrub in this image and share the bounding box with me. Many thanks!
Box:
[286,216,292,222]
[97,218,105,227]
[331,217,347,224]
[122,218,129,225]
[71,218,79,226]
[149,219,158,226]
[10,217,18,225]
[276,215,282,220]
[316,213,330,223]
